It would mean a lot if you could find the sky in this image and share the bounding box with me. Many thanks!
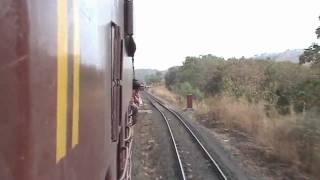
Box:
[134,0,320,70]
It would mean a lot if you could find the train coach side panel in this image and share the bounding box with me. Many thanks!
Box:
[0,0,129,180]
[0,0,33,179]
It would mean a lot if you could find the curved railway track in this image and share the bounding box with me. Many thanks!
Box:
[145,91,228,180]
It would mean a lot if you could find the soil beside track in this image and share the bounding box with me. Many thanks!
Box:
[132,95,179,180]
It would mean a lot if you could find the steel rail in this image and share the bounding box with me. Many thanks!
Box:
[146,91,228,180]
[148,96,187,180]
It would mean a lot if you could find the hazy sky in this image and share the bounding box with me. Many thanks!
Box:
[134,0,320,70]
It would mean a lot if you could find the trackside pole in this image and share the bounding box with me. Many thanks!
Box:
[187,94,193,109]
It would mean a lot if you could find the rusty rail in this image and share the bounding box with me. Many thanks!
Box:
[148,96,187,180]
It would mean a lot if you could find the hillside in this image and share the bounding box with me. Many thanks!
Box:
[253,49,303,63]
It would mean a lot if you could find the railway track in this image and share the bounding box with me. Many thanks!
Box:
[145,91,228,180]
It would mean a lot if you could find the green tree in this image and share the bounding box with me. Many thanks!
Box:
[165,67,179,89]
[146,71,162,84]
[172,82,204,100]
[299,44,320,66]
[300,16,320,67]
[316,16,320,39]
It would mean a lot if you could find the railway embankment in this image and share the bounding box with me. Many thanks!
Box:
[149,86,313,180]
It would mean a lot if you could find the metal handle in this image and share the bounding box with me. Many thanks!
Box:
[119,139,133,180]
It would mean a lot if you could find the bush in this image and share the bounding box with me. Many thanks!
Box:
[171,82,204,100]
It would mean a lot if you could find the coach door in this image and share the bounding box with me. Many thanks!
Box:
[111,22,122,142]
[111,22,128,179]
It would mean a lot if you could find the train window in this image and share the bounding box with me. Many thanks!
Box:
[111,22,123,142]
[120,40,124,80]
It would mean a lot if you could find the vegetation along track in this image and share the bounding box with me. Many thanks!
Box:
[145,91,228,180]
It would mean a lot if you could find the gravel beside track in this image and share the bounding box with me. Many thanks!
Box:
[132,94,180,180]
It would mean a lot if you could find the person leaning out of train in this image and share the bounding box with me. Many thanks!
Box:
[130,79,143,125]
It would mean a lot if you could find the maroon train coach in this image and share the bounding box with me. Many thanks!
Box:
[0,0,136,179]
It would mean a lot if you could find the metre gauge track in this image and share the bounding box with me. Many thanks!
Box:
[145,91,228,180]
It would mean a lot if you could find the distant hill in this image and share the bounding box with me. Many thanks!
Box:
[135,69,159,82]
[253,49,303,63]
[135,69,167,83]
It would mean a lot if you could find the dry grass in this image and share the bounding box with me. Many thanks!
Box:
[149,85,185,108]
[195,96,301,162]
[195,96,320,178]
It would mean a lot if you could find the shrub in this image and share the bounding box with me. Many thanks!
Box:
[171,82,204,100]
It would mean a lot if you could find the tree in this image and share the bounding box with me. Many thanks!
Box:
[316,16,320,39]
[299,16,320,67]
[146,71,162,84]
[299,44,320,66]
[165,67,179,89]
